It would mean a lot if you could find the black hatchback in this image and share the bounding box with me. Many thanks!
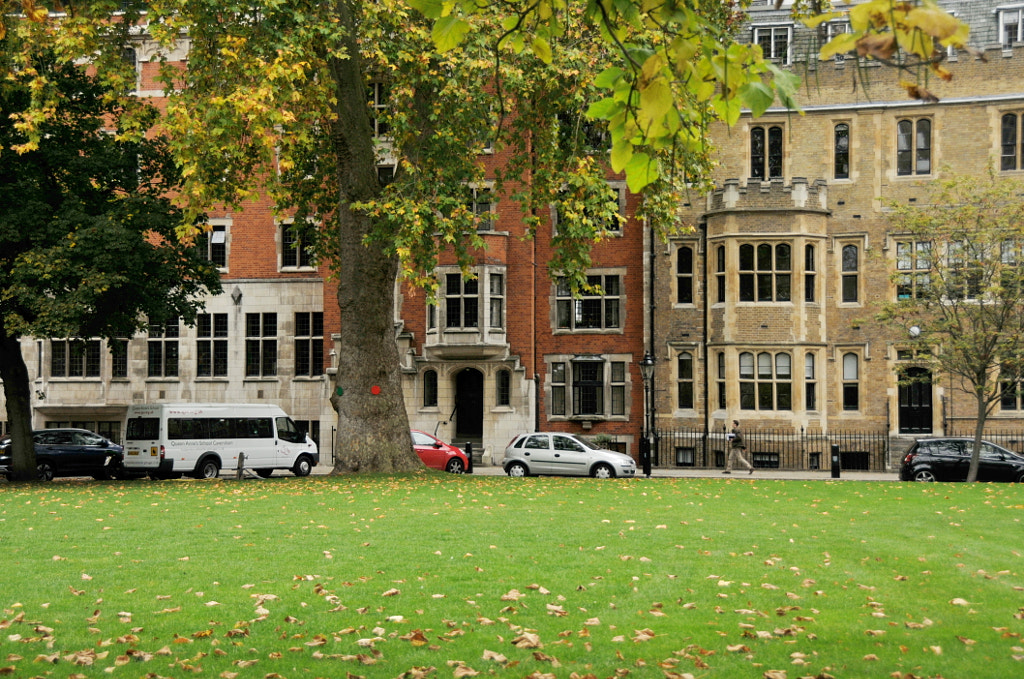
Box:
[899,437,1024,483]
[0,429,124,481]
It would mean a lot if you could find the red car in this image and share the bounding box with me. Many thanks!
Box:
[411,430,470,473]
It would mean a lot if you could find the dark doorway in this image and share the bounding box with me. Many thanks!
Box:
[455,368,484,439]
[899,367,933,434]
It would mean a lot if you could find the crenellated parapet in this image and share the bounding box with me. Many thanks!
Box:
[707,177,829,214]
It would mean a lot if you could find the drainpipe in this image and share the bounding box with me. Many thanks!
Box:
[700,221,710,464]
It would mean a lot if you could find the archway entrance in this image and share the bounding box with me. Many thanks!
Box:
[455,368,484,440]
[899,367,933,434]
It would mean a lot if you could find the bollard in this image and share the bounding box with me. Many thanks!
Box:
[464,441,474,474]
[830,444,841,479]
[236,452,246,480]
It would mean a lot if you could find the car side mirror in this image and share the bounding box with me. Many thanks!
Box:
[433,443,442,448]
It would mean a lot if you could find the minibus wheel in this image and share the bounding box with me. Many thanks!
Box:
[292,456,312,477]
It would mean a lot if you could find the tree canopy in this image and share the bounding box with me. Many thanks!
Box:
[0,41,222,480]
[880,170,1024,482]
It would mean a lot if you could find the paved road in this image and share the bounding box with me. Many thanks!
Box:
[312,463,897,481]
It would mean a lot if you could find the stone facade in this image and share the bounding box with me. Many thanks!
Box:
[655,0,1024,458]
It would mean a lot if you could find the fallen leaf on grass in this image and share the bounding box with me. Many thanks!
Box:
[482,649,508,663]
[511,632,542,648]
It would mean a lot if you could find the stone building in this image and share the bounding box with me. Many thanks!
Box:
[652,0,1024,469]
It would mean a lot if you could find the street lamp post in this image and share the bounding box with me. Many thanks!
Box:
[639,352,655,477]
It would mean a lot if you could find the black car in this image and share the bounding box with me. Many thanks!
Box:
[899,437,1024,483]
[0,429,124,481]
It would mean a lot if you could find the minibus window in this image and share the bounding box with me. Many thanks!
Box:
[275,417,303,443]
[126,417,159,440]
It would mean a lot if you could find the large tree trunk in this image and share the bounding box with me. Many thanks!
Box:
[0,333,37,481]
[325,0,420,473]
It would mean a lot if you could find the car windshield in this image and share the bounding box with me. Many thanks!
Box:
[573,436,602,450]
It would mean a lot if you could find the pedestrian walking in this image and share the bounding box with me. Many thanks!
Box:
[725,419,754,474]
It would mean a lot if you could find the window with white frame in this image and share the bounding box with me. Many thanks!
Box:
[896,118,931,176]
[555,274,622,331]
[198,221,228,268]
[445,273,479,329]
[467,185,496,231]
[1002,113,1023,171]
[896,240,932,300]
[677,245,694,304]
[368,81,389,137]
[753,25,792,64]
[842,352,860,410]
[197,313,228,377]
[245,312,277,377]
[51,339,101,378]
[1000,7,1024,47]
[805,352,817,411]
[294,312,324,377]
[677,352,694,409]
[825,20,853,62]
[550,362,567,416]
[750,124,784,179]
[282,223,315,269]
[436,269,505,331]
[739,243,791,302]
[739,351,792,411]
[1000,359,1024,411]
[489,273,504,329]
[147,319,179,378]
[549,358,626,418]
[947,240,982,301]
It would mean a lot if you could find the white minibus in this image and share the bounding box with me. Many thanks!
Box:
[123,403,319,479]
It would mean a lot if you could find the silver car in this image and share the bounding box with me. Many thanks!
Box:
[503,433,637,478]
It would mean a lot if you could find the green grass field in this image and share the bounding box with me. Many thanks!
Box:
[1,473,1023,678]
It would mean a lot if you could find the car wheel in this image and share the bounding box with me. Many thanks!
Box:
[195,459,220,479]
[1016,471,1024,484]
[445,457,466,474]
[913,469,937,482]
[591,463,615,479]
[292,456,312,477]
[36,460,55,482]
[506,462,529,478]
[255,469,274,479]
[92,471,113,481]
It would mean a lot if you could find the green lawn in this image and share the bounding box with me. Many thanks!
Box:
[1,473,1022,678]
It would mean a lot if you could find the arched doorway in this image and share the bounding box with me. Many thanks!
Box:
[899,367,933,434]
[455,368,484,440]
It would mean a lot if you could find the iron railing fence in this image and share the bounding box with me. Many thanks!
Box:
[947,429,1024,455]
[651,427,892,472]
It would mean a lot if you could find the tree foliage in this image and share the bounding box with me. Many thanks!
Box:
[0,34,222,480]
[879,170,1024,482]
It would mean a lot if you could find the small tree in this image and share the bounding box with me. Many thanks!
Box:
[0,52,222,481]
[880,169,1024,482]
